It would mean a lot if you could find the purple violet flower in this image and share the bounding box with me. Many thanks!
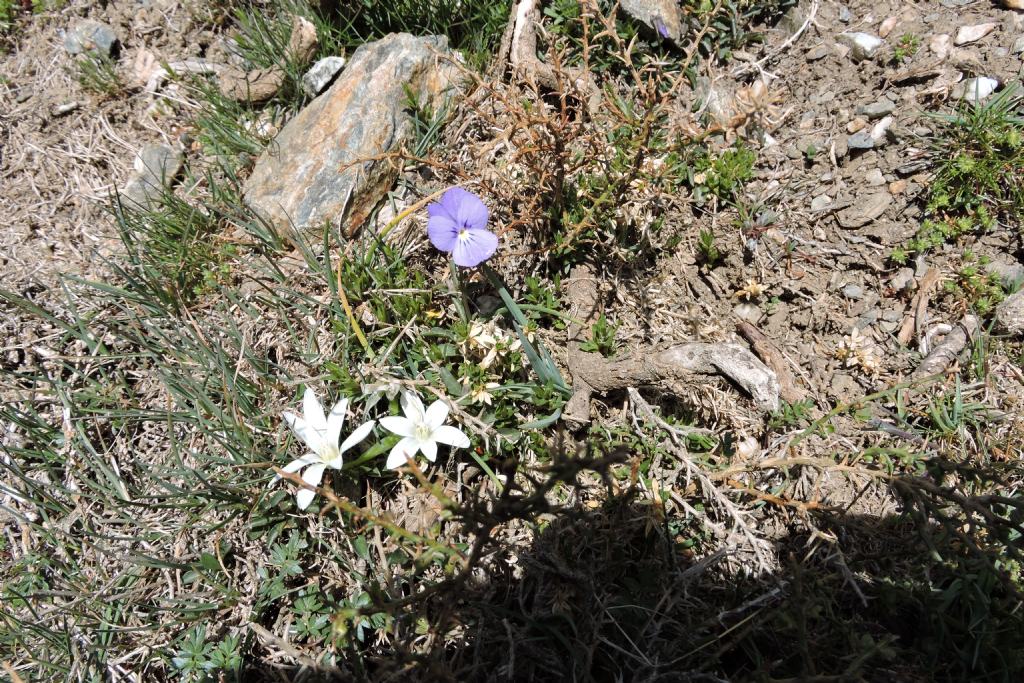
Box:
[426,188,498,268]
[654,16,670,39]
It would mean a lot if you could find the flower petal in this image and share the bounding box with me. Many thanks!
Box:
[424,399,450,430]
[451,227,498,268]
[341,419,375,453]
[427,214,459,252]
[303,388,327,431]
[420,438,437,463]
[326,398,349,447]
[386,437,419,469]
[270,453,318,485]
[428,195,456,221]
[379,416,415,437]
[302,462,327,488]
[283,411,325,455]
[444,187,489,230]
[400,391,426,422]
[296,487,317,510]
[432,425,470,448]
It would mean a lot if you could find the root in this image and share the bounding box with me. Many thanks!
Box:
[563,266,780,427]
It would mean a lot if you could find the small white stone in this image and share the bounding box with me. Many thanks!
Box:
[954,22,999,46]
[957,76,1000,103]
[837,32,884,61]
[929,34,952,59]
[870,116,894,144]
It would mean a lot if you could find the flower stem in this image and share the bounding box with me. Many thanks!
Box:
[335,256,375,360]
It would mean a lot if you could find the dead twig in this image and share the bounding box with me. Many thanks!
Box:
[736,321,803,404]
[898,267,943,347]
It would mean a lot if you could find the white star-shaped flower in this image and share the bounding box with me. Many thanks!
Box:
[380,391,470,469]
[273,388,375,510]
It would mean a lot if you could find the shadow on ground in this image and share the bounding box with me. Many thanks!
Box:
[238,472,1024,683]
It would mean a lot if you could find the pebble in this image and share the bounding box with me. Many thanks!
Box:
[837,192,893,228]
[955,22,999,46]
[733,303,763,324]
[882,308,904,323]
[848,131,876,149]
[842,284,864,299]
[856,100,896,120]
[930,34,952,59]
[889,179,908,194]
[1012,36,1024,54]
[878,17,899,38]
[301,56,347,97]
[837,32,883,61]
[806,44,830,61]
[51,101,80,117]
[891,267,916,292]
[871,116,894,145]
[847,117,868,133]
[955,76,1000,103]
[865,168,886,186]
[839,6,852,22]
[811,194,832,211]
[120,144,184,209]
[64,19,119,57]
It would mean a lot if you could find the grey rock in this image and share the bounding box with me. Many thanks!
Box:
[856,100,895,119]
[842,284,864,299]
[620,0,684,43]
[806,44,830,61]
[837,192,892,228]
[855,308,880,329]
[301,56,346,97]
[64,19,119,57]
[733,303,763,324]
[120,144,184,209]
[882,308,904,323]
[1013,36,1024,55]
[838,6,852,22]
[985,260,1024,288]
[865,168,886,186]
[811,194,832,211]
[995,289,1024,335]
[890,267,916,293]
[243,34,464,236]
[847,131,876,150]
[837,32,883,61]
[694,77,732,125]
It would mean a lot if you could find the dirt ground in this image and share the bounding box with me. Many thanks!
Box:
[3,0,1024,679]
[4,0,1023,430]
